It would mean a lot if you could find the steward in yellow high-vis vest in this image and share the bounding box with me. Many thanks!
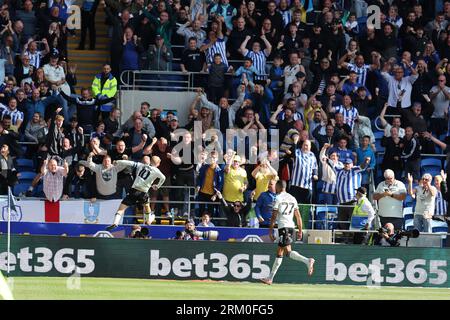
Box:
[352,187,376,230]
[91,65,117,99]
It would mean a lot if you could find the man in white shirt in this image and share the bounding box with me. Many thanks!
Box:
[43,48,72,122]
[373,169,407,230]
[429,75,450,136]
[381,64,418,112]
[408,173,437,233]
[261,180,315,285]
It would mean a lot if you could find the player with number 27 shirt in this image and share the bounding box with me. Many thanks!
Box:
[106,156,166,231]
[261,181,315,285]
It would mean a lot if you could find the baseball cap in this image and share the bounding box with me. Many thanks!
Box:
[50,48,59,59]
[155,34,163,40]
[343,158,353,164]
[233,155,242,163]
[356,187,367,195]
[295,71,306,78]
[171,116,178,122]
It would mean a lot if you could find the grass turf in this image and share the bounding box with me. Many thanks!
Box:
[4,277,450,300]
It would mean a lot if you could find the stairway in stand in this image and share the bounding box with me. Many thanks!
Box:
[67,5,110,92]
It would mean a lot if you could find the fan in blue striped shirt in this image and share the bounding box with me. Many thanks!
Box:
[330,95,359,131]
[289,140,318,204]
[0,98,24,130]
[239,34,272,82]
[202,25,228,67]
[335,157,371,229]
[434,175,448,216]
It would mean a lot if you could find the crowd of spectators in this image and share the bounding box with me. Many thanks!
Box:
[0,0,449,231]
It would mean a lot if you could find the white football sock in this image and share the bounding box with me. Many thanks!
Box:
[288,251,309,266]
[113,213,122,226]
[268,257,283,281]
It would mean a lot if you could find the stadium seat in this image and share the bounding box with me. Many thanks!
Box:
[13,182,30,196]
[431,219,448,238]
[421,158,442,168]
[314,206,338,230]
[16,158,34,171]
[403,207,414,221]
[404,219,414,231]
[404,194,415,208]
[374,139,384,153]
[18,171,37,182]
[350,215,368,230]
[373,131,384,140]
[421,158,443,177]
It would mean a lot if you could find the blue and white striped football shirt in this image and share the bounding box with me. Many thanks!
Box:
[334,105,359,131]
[435,191,447,216]
[245,50,267,81]
[322,160,344,194]
[336,167,365,204]
[347,63,371,86]
[291,149,318,190]
[0,104,24,126]
[205,38,228,66]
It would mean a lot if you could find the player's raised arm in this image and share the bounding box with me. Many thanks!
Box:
[115,159,138,170]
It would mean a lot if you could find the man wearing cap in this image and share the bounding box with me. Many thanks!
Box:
[43,48,72,121]
[352,187,375,230]
[335,156,371,230]
[147,34,173,71]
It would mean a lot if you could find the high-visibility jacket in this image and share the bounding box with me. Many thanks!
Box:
[91,73,117,98]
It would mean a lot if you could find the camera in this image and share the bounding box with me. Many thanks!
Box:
[176,229,219,240]
[130,226,149,239]
[378,228,420,246]
[192,230,219,240]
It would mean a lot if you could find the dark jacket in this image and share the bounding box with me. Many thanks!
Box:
[197,164,224,193]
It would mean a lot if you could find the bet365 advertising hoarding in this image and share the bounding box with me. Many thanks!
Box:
[0,235,448,288]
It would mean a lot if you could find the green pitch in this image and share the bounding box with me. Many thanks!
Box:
[4,277,450,300]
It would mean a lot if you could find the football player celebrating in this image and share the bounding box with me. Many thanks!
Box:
[261,180,315,285]
[106,155,166,231]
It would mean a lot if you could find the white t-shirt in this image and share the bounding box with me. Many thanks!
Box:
[273,191,298,229]
[375,180,407,218]
[414,185,437,218]
[384,123,405,138]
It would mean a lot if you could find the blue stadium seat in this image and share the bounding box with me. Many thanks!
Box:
[16,158,34,171]
[13,182,30,196]
[374,131,384,140]
[18,171,36,182]
[404,219,414,231]
[404,194,415,208]
[421,158,442,168]
[421,158,442,177]
[375,139,384,152]
[350,215,368,230]
[403,207,414,221]
[314,206,338,230]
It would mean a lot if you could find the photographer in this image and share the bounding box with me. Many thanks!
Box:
[374,223,398,246]
[175,219,218,240]
[129,225,150,239]
[176,220,201,240]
